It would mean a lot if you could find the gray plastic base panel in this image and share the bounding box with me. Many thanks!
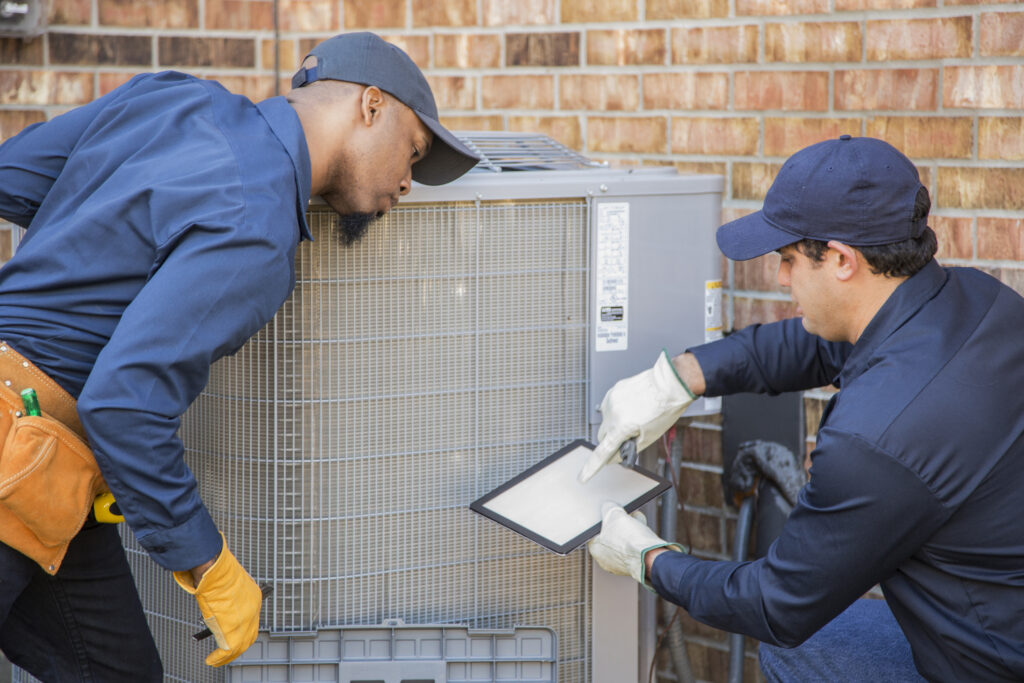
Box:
[227,620,557,683]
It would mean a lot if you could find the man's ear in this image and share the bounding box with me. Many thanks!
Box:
[827,240,860,282]
[360,86,386,126]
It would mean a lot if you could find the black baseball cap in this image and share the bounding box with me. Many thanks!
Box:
[716,135,927,261]
[291,32,480,186]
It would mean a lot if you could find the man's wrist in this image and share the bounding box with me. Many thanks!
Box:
[672,352,706,397]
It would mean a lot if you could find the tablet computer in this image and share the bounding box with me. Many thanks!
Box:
[470,439,672,555]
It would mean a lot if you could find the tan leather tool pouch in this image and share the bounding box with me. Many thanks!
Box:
[0,345,107,575]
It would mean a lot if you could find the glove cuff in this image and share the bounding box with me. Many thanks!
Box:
[638,542,685,590]
[655,351,696,402]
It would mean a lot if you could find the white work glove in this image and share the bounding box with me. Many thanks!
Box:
[588,503,684,586]
[580,350,696,483]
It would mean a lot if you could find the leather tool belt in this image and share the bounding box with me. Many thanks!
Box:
[0,341,109,574]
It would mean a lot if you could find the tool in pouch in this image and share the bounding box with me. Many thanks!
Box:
[20,387,126,524]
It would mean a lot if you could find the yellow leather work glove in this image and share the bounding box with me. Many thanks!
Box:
[173,533,262,667]
[579,350,696,483]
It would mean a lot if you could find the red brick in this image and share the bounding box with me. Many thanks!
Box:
[587,29,666,66]
[946,0,1018,5]
[205,0,273,30]
[978,218,1024,261]
[737,0,828,14]
[945,66,1024,109]
[672,117,759,155]
[481,75,554,109]
[865,116,972,158]
[561,74,639,111]
[732,297,798,328]
[732,162,784,200]
[643,72,727,110]
[158,37,255,68]
[587,116,667,154]
[509,115,583,151]
[836,0,934,8]
[482,0,555,25]
[671,26,758,64]
[867,17,972,61]
[735,71,829,111]
[0,71,93,106]
[562,0,636,22]
[411,0,476,27]
[100,0,198,28]
[673,160,727,177]
[734,253,786,293]
[506,32,580,67]
[48,0,91,24]
[937,167,1024,211]
[205,74,276,101]
[0,110,46,141]
[647,0,728,19]
[50,33,151,66]
[766,22,862,63]
[377,34,430,67]
[835,69,937,110]
[980,12,1024,56]
[764,118,861,156]
[99,72,138,95]
[979,117,1024,161]
[425,76,475,110]
[278,0,338,32]
[262,38,298,73]
[440,114,504,131]
[931,216,973,260]
[343,0,404,28]
[0,37,44,65]
[435,34,502,69]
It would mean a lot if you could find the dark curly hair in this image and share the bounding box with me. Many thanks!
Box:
[795,187,937,278]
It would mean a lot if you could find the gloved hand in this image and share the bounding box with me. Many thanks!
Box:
[579,350,696,483]
[173,533,262,667]
[588,503,684,586]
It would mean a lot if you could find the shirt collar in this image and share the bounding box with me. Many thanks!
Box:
[256,96,314,242]
[837,259,947,386]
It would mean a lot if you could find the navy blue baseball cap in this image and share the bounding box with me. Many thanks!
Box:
[716,135,927,261]
[291,32,480,186]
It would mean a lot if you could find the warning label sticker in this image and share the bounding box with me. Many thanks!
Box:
[595,202,629,352]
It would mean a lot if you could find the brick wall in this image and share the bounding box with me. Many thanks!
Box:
[2,1,1022,681]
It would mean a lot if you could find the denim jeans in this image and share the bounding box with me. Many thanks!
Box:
[759,598,926,683]
[0,518,161,682]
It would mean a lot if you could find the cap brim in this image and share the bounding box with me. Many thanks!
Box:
[716,210,803,261]
[412,115,481,186]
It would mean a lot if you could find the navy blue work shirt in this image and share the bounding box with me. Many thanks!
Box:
[652,260,1024,682]
[0,72,313,571]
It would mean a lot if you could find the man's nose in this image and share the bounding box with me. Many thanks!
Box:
[399,170,412,196]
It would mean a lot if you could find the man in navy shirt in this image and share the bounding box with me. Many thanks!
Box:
[0,33,478,679]
[583,137,1024,681]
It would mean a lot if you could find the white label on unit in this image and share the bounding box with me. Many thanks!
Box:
[703,279,723,413]
[595,202,629,352]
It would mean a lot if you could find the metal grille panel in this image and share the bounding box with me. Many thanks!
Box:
[126,199,592,682]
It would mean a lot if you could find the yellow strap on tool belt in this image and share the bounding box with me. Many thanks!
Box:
[0,341,110,574]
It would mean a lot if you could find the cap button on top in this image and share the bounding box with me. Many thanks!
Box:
[839,134,852,141]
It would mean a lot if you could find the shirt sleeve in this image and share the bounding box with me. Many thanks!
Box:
[76,217,295,571]
[649,428,946,646]
[688,318,852,396]
[0,90,121,227]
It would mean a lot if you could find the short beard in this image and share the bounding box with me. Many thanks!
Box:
[335,212,378,246]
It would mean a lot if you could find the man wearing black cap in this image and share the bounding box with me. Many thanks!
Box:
[0,32,478,679]
[582,136,1024,681]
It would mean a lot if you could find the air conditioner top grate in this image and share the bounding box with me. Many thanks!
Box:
[456,132,605,173]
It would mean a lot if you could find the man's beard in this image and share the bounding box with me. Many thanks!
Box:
[336,212,378,246]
